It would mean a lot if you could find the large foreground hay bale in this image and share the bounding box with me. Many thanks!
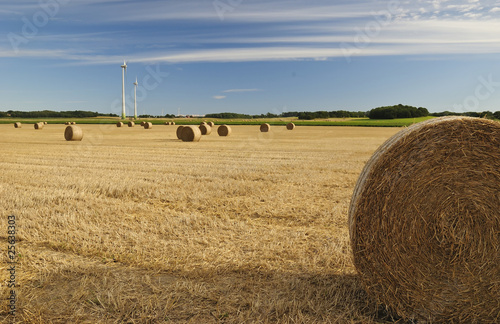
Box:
[14,122,21,128]
[144,122,153,129]
[260,123,270,132]
[217,125,231,136]
[64,125,83,141]
[34,122,44,130]
[176,126,185,139]
[128,121,135,127]
[199,124,212,135]
[181,125,202,142]
[116,122,123,127]
[286,122,295,130]
[349,117,500,323]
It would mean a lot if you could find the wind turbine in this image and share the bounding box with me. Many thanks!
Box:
[121,60,127,119]
[133,77,138,119]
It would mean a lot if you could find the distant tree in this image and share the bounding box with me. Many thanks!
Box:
[368,104,429,119]
[493,111,500,120]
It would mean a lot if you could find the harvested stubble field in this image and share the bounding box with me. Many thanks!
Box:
[0,123,401,323]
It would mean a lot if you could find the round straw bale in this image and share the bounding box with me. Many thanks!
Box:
[14,122,21,128]
[116,122,123,127]
[71,122,76,125]
[349,117,500,323]
[171,121,176,125]
[200,122,207,126]
[286,122,295,130]
[64,125,83,141]
[34,122,44,130]
[140,121,145,126]
[199,124,212,135]
[207,121,215,127]
[65,122,71,125]
[260,123,270,132]
[217,125,231,136]
[43,122,48,125]
[128,121,135,127]
[181,125,202,142]
[176,126,185,139]
[164,121,169,125]
[144,122,153,129]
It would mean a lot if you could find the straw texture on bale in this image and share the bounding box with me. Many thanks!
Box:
[128,121,135,127]
[286,122,295,130]
[349,117,500,323]
[14,122,21,128]
[34,122,44,130]
[217,125,231,137]
[116,122,123,127]
[199,124,212,135]
[181,125,202,142]
[64,125,83,141]
[260,123,270,132]
[144,122,153,129]
[176,126,185,139]
[207,121,215,127]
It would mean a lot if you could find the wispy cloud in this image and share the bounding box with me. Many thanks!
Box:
[222,89,261,93]
[213,95,226,100]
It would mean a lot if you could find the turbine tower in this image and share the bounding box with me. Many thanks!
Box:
[133,77,138,120]
[121,61,127,119]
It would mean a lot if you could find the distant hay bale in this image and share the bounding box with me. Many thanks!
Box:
[199,124,212,135]
[116,122,123,127]
[128,121,135,127]
[144,122,153,129]
[71,122,76,125]
[14,122,21,128]
[286,122,295,130]
[181,125,202,142]
[260,123,270,132]
[349,117,500,323]
[164,122,169,125]
[64,125,83,141]
[65,122,71,125]
[171,121,175,125]
[217,125,231,137]
[176,126,185,139]
[34,122,44,130]
[43,122,48,125]
[140,121,145,126]
[207,121,215,127]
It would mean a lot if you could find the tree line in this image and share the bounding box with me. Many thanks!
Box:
[0,110,118,118]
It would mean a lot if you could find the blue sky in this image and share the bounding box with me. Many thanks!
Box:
[1,0,500,116]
